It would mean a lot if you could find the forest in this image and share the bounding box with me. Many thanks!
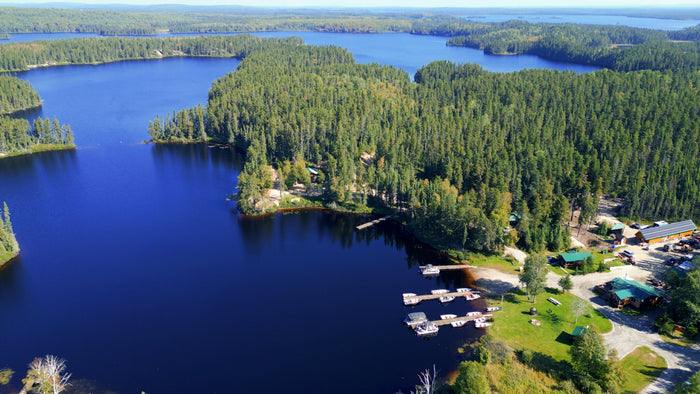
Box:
[0,34,301,72]
[1,6,699,72]
[150,42,699,255]
[0,75,41,114]
[0,116,74,156]
[0,202,18,265]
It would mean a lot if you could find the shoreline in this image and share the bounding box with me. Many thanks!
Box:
[0,144,76,160]
[0,251,19,269]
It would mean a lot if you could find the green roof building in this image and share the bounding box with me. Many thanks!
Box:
[607,277,663,309]
[559,252,593,268]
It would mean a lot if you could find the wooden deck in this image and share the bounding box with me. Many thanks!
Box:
[403,290,478,301]
[356,215,392,230]
[431,314,485,326]
[419,264,476,271]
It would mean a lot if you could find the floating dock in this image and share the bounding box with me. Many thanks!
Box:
[356,215,392,230]
[432,313,487,327]
[418,264,475,271]
[403,290,478,302]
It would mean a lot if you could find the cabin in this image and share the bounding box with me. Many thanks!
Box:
[558,252,593,268]
[508,212,522,227]
[598,277,663,309]
[636,220,696,244]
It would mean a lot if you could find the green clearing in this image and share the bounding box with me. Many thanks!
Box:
[467,253,522,274]
[489,288,612,363]
[660,331,698,348]
[618,346,667,394]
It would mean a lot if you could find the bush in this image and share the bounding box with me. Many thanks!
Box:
[520,349,533,365]
[474,345,491,364]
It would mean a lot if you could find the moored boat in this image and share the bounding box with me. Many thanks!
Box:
[486,306,502,312]
[402,293,421,306]
[431,289,455,303]
[475,321,492,328]
[421,264,440,276]
[414,320,439,336]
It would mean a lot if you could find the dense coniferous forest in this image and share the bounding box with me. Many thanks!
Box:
[433,20,700,72]
[0,35,302,72]
[0,116,74,156]
[0,75,41,114]
[0,202,19,264]
[151,42,699,254]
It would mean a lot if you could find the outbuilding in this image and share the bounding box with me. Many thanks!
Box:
[636,220,696,244]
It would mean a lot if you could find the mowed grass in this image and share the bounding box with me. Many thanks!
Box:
[489,287,612,363]
[468,253,523,274]
[618,346,667,394]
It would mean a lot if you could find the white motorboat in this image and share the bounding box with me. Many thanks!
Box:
[486,306,502,312]
[440,313,457,320]
[431,289,455,303]
[441,314,466,327]
[414,320,439,336]
[402,293,421,306]
[456,287,473,292]
[475,321,492,329]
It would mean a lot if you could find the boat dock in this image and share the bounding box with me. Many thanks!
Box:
[418,264,475,271]
[403,290,478,302]
[356,215,392,230]
[432,314,485,326]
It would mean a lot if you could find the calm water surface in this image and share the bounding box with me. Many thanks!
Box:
[1,49,486,393]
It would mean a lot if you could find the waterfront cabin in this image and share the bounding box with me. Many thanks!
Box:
[636,220,696,244]
[404,312,428,328]
[558,252,593,268]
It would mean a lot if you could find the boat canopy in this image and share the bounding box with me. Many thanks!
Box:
[406,312,427,322]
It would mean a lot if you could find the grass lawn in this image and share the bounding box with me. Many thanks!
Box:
[468,253,522,274]
[489,287,612,363]
[660,331,698,348]
[618,346,667,394]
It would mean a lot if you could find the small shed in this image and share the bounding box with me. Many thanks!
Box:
[609,223,625,235]
[570,325,590,340]
[636,220,696,244]
[559,252,593,268]
[508,212,522,227]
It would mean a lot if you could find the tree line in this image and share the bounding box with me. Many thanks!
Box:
[435,20,700,72]
[0,76,41,114]
[0,34,303,72]
[0,116,74,156]
[0,6,444,36]
[150,43,699,255]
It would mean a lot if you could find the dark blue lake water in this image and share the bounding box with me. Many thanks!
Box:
[0,44,492,393]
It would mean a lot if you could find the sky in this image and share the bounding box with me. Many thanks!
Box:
[19,0,700,8]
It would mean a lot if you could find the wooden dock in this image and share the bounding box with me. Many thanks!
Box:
[431,314,485,327]
[403,290,478,301]
[356,215,392,230]
[419,264,476,271]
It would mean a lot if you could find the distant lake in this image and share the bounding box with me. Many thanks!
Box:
[460,13,700,30]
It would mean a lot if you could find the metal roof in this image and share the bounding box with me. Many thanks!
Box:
[611,277,661,300]
[571,326,589,337]
[560,252,592,263]
[638,220,696,241]
[610,224,625,231]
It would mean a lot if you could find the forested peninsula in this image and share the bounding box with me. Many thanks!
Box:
[151,41,699,256]
[0,202,18,267]
[0,75,74,157]
[0,75,41,114]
